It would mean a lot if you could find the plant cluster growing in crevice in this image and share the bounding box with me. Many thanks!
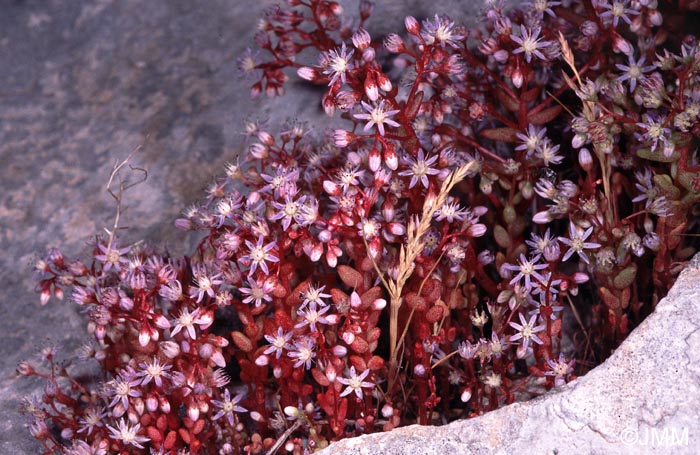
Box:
[22,0,700,454]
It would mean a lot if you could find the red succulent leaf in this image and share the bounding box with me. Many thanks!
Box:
[479,127,518,143]
[164,431,178,450]
[338,265,364,290]
[527,105,563,126]
[350,337,370,354]
[349,355,368,372]
[231,331,254,353]
[368,355,385,371]
[312,368,330,386]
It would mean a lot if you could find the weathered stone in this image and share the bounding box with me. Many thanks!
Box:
[319,253,700,455]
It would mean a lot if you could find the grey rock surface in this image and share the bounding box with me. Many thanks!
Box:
[320,253,700,455]
[0,1,496,454]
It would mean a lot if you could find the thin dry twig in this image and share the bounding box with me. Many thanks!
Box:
[265,420,302,455]
[103,146,147,249]
[385,161,477,390]
[565,293,591,363]
[558,32,614,224]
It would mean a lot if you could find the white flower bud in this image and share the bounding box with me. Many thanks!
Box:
[578,147,593,171]
[94,325,106,341]
[323,365,336,383]
[159,397,171,414]
[333,129,353,148]
[323,180,340,196]
[297,66,317,81]
[372,298,387,310]
[382,404,394,417]
[255,354,269,366]
[342,332,356,344]
[307,242,323,262]
[146,395,158,412]
[154,314,170,329]
[119,295,134,311]
[478,250,494,265]
[414,364,426,377]
[649,10,663,26]
[134,398,145,416]
[330,2,343,14]
[388,222,405,236]
[138,329,151,347]
[40,288,51,306]
[188,405,200,422]
[368,148,381,172]
[384,34,404,53]
[249,143,268,159]
[572,133,588,149]
[284,406,300,418]
[573,272,590,284]
[258,131,274,146]
[332,345,347,356]
[405,16,420,35]
[612,33,633,55]
[377,73,392,92]
[352,28,371,50]
[468,223,487,237]
[493,49,509,63]
[365,77,379,101]
[532,210,553,224]
[384,147,398,170]
[112,402,126,418]
[211,351,226,368]
[512,67,523,88]
[159,341,180,359]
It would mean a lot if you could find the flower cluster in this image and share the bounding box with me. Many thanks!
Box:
[23,0,700,453]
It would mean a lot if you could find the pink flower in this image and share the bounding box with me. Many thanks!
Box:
[558,222,601,265]
[398,150,440,189]
[106,419,149,448]
[94,240,130,272]
[239,236,279,277]
[508,312,546,351]
[211,389,247,426]
[353,100,400,136]
[337,366,374,399]
[170,307,211,340]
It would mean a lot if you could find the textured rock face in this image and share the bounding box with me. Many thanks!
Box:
[319,253,700,455]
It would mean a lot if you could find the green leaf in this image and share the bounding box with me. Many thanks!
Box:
[636,147,680,163]
[613,264,638,290]
[494,225,511,248]
[677,171,700,194]
[653,174,681,200]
